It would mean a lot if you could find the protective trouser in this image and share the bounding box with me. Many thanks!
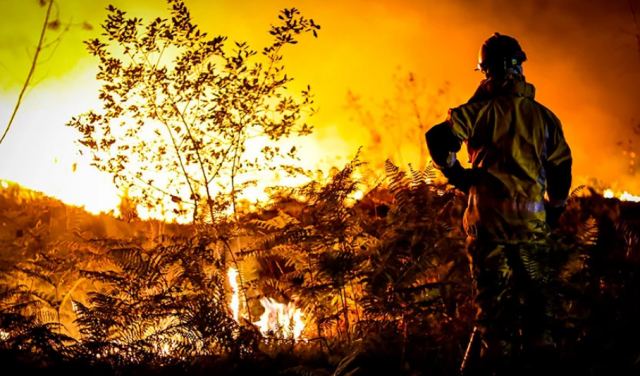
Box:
[462,238,558,375]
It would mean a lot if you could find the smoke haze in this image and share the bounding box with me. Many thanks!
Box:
[0,0,638,210]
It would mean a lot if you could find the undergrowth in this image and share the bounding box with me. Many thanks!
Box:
[0,161,639,375]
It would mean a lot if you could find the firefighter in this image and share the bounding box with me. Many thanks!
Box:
[425,33,572,374]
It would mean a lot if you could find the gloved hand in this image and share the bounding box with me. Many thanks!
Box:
[442,161,474,193]
[545,202,565,229]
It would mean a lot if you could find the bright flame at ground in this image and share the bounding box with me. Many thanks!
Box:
[227,267,306,340]
[227,267,240,322]
[253,297,306,340]
[603,189,640,202]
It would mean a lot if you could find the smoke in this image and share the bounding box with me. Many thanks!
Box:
[456,0,640,190]
[265,0,640,189]
[0,0,639,208]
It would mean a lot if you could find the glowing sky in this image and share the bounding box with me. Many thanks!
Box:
[0,0,639,214]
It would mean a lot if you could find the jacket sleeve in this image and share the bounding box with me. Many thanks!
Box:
[544,115,572,206]
[426,108,476,193]
[425,106,472,169]
[425,120,462,169]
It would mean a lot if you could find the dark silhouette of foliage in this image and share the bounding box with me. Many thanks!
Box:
[0,286,75,369]
[243,155,368,343]
[242,158,470,373]
[1,163,640,375]
[67,0,320,222]
[2,2,640,373]
[71,235,259,366]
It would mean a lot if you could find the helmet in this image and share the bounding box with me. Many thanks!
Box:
[477,32,527,76]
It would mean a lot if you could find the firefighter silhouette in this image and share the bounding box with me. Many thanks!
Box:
[426,33,572,375]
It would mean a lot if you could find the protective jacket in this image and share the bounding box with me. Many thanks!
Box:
[426,76,572,241]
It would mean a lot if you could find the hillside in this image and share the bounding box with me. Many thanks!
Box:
[0,169,639,375]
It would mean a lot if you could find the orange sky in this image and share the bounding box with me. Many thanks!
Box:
[0,0,638,214]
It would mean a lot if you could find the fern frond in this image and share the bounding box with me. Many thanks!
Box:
[577,217,599,246]
[570,184,588,199]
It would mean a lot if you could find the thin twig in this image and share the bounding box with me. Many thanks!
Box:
[0,0,54,144]
[142,48,216,222]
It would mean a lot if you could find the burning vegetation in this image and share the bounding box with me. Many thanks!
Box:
[1,165,640,375]
[1,1,640,375]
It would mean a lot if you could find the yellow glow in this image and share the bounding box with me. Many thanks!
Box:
[604,189,640,202]
[227,267,240,322]
[602,188,640,202]
[148,316,183,357]
[0,69,120,215]
[351,189,365,201]
[253,297,306,341]
[227,267,307,340]
[603,189,615,199]
[620,192,640,203]
[1,0,639,218]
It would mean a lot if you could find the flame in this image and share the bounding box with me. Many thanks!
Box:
[620,192,640,202]
[226,267,307,340]
[351,189,365,201]
[227,267,240,322]
[603,189,640,202]
[2,1,640,221]
[253,297,306,340]
[3,1,639,220]
[159,342,171,357]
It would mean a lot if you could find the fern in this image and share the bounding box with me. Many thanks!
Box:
[569,184,588,198]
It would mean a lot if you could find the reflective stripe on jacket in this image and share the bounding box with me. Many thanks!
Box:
[432,77,572,241]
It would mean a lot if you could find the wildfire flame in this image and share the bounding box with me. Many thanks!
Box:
[253,297,306,340]
[227,267,306,340]
[603,189,640,202]
[227,267,240,322]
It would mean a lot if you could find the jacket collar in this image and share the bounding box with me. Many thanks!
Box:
[468,76,535,103]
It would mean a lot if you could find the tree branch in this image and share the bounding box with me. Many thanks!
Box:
[0,0,54,144]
